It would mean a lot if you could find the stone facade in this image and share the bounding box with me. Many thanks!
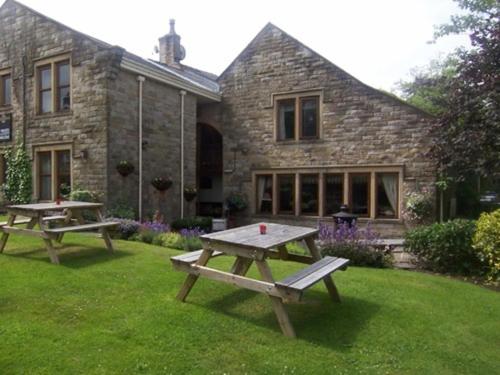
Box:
[200,24,436,236]
[0,1,436,235]
[0,0,199,221]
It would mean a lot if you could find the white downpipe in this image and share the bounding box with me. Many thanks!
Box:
[180,90,186,219]
[138,76,146,222]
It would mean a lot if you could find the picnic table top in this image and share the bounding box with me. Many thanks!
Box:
[7,201,103,212]
[201,223,318,250]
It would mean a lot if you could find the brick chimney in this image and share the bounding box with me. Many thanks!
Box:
[159,19,185,67]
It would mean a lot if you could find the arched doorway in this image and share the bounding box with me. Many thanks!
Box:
[197,123,223,217]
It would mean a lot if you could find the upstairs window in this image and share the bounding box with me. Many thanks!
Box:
[0,73,11,106]
[276,93,320,141]
[35,57,71,114]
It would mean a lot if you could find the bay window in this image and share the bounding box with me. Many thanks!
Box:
[278,175,295,214]
[324,174,343,216]
[376,173,399,218]
[300,174,319,215]
[349,173,370,217]
[256,175,273,214]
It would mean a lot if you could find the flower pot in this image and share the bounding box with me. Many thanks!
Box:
[116,161,134,177]
[184,191,197,202]
[152,177,172,192]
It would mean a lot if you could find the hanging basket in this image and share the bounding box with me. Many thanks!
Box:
[116,160,135,177]
[151,177,173,192]
[184,187,197,202]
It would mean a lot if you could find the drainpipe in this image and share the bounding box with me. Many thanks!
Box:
[179,90,186,219]
[137,76,146,221]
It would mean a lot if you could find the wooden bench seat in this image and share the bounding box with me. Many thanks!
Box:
[275,256,349,302]
[171,249,223,265]
[0,215,71,227]
[44,221,119,234]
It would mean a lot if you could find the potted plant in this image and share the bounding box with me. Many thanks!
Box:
[59,183,71,199]
[184,187,197,202]
[151,177,173,192]
[116,160,134,177]
[226,192,248,212]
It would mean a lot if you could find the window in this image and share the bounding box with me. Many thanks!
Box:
[324,174,343,215]
[376,173,399,218]
[277,99,295,140]
[300,174,319,215]
[278,174,295,214]
[36,148,72,201]
[256,175,273,214]
[0,73,11,106]
[0,154,6,185]
[276,93,320,141]
[300,97,319,138]
[35,57,71,114]
[38,65,52,114]
[56,61,70,111]
[349,173,370,217]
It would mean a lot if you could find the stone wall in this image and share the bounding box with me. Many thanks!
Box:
[210,24,437,236]
[107,69,197,221]
[0,0,118,201]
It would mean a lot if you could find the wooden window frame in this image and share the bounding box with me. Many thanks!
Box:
[34,54,71,115]
[33,144,72,201]
[0,69,12,107]
[299,173,320,216]
[273,91,322,142]
[252,166,402,221]
[277,174,295,215]
[38,64,52,114]
[255,174,273,214]
[375,172,399,219]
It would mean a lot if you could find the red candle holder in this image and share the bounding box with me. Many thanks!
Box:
[259,224,267,235]
[56,197,61,205]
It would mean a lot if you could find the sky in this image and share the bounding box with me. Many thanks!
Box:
[15,0,470,92]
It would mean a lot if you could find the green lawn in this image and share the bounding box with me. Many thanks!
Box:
[0,232,499,375]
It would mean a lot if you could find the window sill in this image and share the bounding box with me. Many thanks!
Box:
[275,138,325,145]
[34,111,73,120]
[0,105,12,112]
[252,213,403,224]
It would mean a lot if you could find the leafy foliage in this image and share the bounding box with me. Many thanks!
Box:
[226,192,248,212]
[397,0,500,179]
[404,219,482,274]
[403,188,435,224]
[107,201,136,220]
[3,144,32,204]
[69,189,101,203]
[107,218,141,240]
[473,209,500,281]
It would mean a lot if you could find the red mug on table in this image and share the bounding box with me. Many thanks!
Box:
[259,224,267,234]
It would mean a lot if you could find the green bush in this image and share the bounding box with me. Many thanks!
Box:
[171,216,212,232]
[107,201,136,220]
[133,229,158,244]
[3,144,32,204]
[321,243,392,268]
[182,235,202,251]
[157,232,184,250]
[69,189,100,202]
[405,219,481,275]
[473,209,500,282]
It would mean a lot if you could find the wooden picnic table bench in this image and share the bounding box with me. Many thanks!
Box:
[171,223,349,338]
[0,201,118,265]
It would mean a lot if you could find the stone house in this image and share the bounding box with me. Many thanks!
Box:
[0,0,435,236]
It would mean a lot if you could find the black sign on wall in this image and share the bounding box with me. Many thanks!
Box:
[0,113,12,142]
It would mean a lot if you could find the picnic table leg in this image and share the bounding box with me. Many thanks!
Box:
[230,256,253,276]
[255,260,296,338]
[304,237,341,303]
[38,215,60,265]
[94,208,114,253]
[176,248,214,302]
[26,217,38,230]
[0,213,16,253]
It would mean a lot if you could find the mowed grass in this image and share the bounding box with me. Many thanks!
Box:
[0,231,499,375]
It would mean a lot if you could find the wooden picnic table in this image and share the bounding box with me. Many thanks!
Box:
[171,223,349,338]
[0,201,118,265]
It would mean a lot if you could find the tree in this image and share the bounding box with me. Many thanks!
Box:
[398,0,500,180]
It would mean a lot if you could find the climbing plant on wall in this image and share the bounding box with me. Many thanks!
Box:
[3,143,32,204]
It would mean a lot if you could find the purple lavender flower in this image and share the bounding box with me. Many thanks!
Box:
[141,221,170,233]
[179,227,205,237]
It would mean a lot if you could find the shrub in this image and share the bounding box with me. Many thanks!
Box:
[108,202,136,220]
[404,219,481,275]
[157,232,184,250]
[69,189,100,202]
[141,221,170,233]
[3,144,32,204]
[171,216,212,233]
[318,222,390,268]
[107,218,140,240]
[133,229,158,244]
[473,209,500,282]
[403,188,434,224]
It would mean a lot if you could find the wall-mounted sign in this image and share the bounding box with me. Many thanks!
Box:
[0,113,12,142]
